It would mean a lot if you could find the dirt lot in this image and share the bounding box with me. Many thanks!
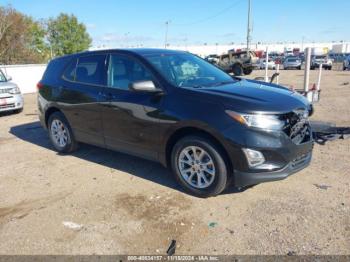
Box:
[0,70,349,255]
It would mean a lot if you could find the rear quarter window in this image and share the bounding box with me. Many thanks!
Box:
[42,57,71,84]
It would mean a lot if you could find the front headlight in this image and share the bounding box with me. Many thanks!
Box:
[8,86,21,94]
[226,110,285,131]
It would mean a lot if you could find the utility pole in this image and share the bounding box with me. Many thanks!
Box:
[164,21,170,49]
[301,35,305,52]
[246,0,252,54]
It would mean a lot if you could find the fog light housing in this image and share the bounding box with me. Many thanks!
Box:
[243,148,265,167]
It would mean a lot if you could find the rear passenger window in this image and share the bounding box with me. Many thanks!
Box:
[63,58,77,81]
[75,55,106,85]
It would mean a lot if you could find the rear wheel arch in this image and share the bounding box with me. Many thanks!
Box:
[45,107,62,128]
[164,127,233,174]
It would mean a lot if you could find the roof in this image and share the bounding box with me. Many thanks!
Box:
[50,48,187,62]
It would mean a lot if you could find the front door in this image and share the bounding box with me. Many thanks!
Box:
[101,53,163,161]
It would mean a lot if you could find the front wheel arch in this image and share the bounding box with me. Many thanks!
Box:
[164,127,233,175]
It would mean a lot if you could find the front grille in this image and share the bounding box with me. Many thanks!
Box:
[0,103,15,109]
[0,88,12,94]
[282,109,311,145]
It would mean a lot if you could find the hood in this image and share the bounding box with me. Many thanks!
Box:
[0,81,17,89]
[194,79,310,114]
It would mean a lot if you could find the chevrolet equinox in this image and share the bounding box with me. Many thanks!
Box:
[38,49,314,197]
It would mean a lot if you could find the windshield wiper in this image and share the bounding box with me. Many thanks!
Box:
[205,81,236,87]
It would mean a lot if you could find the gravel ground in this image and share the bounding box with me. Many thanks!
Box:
[0,69,349,255]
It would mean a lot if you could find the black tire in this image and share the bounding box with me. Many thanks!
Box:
[243,68,253,75]
[171,136,229,197]
[310,66,315,70]
[328,66,332,70]
[297,66,301,70]
[48,111,78,153]
[232,64,243,76]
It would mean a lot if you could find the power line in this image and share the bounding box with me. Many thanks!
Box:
[172,0,244,27]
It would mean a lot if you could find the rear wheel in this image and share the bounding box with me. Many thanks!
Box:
[171,136,228,197]
[48,111,78,153]
[243,68,253,75]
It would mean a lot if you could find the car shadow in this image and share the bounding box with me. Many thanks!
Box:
[9,121,248,196]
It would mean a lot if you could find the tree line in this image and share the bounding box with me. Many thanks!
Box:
[0,5,92,65]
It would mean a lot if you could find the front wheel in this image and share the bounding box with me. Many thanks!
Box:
[171,136,229,197]
[48,111,78,153]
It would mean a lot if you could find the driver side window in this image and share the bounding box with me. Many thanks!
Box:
[108,54,154,90]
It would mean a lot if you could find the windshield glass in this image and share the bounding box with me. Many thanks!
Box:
[288,58,298,62]
[145,52,236,88]
[0,70,6,82]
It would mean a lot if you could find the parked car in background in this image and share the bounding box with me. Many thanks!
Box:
[311,55,332,70]
[0,69,23,114]
[258,58,276,69]
[283,56,302,70]
[204,54,219,65]
[37,48,314,197]
[217,50,258,76]
[343,55,350,70]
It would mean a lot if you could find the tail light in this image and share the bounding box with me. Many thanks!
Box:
[37,82,44,90]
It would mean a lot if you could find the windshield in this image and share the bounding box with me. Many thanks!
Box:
[287,58,298,62]
[315,56,326,59]
[0,70,6,82]
[145,52,236,88]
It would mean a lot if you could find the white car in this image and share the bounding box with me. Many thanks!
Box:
[0,69,23,113]
[258,58,276,69]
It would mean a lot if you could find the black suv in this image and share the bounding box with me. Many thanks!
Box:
[38,49,313,197]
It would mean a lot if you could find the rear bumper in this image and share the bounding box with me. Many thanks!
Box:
[0,94,24,112]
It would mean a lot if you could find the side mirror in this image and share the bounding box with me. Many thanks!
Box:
[6,75,12,81]
[129,80,162,93]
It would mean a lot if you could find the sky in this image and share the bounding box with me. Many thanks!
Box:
[1,0,349,48]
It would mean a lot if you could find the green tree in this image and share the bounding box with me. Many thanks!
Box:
[0,5,49,64]
[47,13,92,57]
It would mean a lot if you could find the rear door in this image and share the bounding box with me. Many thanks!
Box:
[60,54,107,146]
[101,53,163,160]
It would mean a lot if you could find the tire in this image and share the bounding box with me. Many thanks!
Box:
[243,68,253,75]
[297,66,301,70]
[328,66,332,70]
[48,111,78,153]
[171,136,229,197]
[310,66,315,70]
[232,64,243,76]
